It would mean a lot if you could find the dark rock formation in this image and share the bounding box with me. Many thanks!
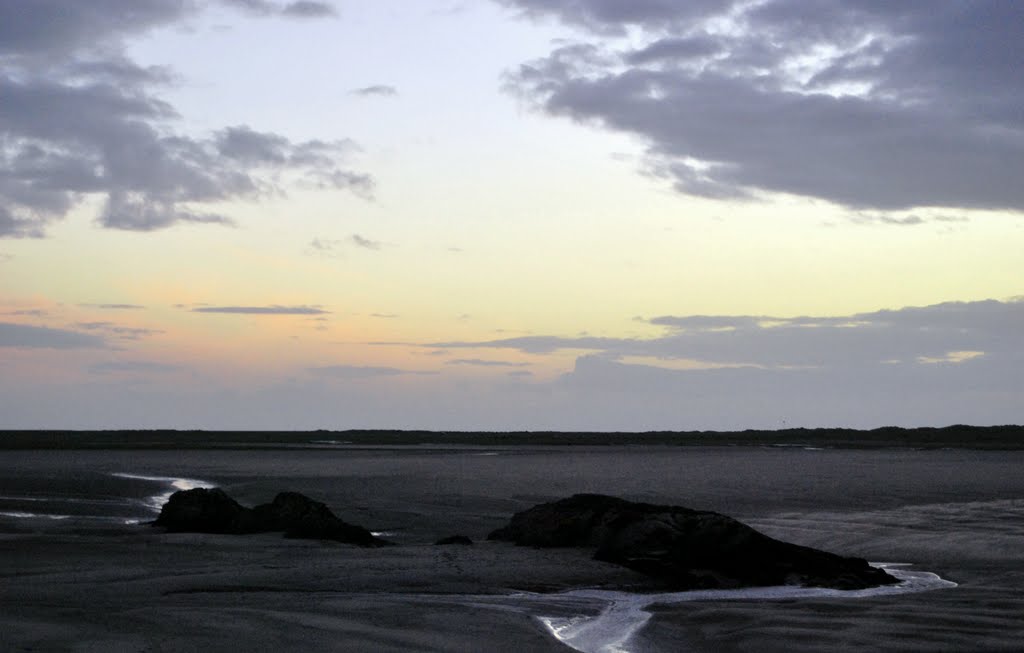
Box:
[251,491,382,545]
[488,494,897,590]
[434,535,473,545]
[154,488,387,546]
[152,487,248,534]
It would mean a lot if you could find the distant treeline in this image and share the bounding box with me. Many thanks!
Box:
[1,425,1023,450]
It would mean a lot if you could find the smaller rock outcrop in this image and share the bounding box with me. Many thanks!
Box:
[488,494,897,591]
[154,488,387,546]
[251,491,381,545]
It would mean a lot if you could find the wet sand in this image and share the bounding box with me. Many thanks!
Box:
[2,443,1024,651]
[0,527,640,652]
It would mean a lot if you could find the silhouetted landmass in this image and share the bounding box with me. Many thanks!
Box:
[1,424,1022,449]
[151,489,892,591]
[488,494,897,590]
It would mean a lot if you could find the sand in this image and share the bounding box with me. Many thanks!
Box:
[0,525,631,652]
[3,444,1024,651]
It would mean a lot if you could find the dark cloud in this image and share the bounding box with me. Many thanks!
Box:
[350,85,399,97]
[88,360,181,374]
[192,305,329,315]
[502,0,1024,214]
[0,322,105,349]
[421,299,1024,369]
[220,0,336,18]
[0,0,370,237]
[625,35,723,65]
[0,1,189,58]
[99,196,234,231]
[499,0,727,34]
[308,365,437,379]
[216,126,291,165]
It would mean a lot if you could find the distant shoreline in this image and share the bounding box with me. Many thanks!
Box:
[1,424,1022,450]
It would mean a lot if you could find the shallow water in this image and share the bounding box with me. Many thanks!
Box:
[2,444,1023,651]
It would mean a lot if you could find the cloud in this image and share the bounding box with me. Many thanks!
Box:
[878,215,926,227]
[80,303,146,310]
[72,321,163,340]
[0,322,105,349]
[6,298,1021,429]
[308,365,437,379]
[306,234,383,257]
[427,334,627,355]
[350,233,383,250]
[88,360,181,374]
[447,358,531,368]
[499,0,722,33]
[307,237,342,258]
[502,1,1024,214]
[0,1,370,237]
[4,309,49,318]
[220,0,337,19]
[0,1,188,58]
[420,299,1024,370]
[548,349,1021,430]
[281,1,337,19]
[309,238,339,251]
[350,85,399,97]
[192,305,330,315]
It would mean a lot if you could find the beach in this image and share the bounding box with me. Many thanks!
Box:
[2,439,1023,651]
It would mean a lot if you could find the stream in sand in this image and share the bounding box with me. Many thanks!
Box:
[529,564,957,653]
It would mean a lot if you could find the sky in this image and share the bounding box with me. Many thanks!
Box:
[1,0,1022,431]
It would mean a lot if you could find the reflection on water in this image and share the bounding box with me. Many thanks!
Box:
[110,472,215,512]
[0,511,71,520]
[0,472,214,525]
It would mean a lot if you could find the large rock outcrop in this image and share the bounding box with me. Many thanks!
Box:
[153,488,386,546]
[488,494,897,590]
[151,487,247,534]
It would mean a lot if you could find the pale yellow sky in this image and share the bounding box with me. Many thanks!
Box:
[2,0,1022,429]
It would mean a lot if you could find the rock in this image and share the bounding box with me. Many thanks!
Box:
[247,492,368,542]
[255,491,385,545]
[488,494,898,590]
[154,488,387,546]
[153,488,248,534]
[434,535,473,545]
